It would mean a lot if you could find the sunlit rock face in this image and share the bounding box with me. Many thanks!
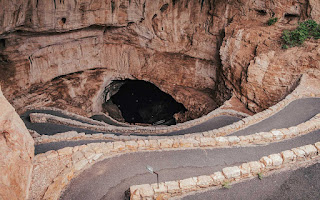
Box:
[0,87,34,200]
[0,0,229,122]
[0,0,319,120]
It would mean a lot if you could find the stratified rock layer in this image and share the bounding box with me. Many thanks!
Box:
[0,87,34,200]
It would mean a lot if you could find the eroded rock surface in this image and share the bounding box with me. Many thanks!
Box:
[0,87,34,200]
[0,0,320,119]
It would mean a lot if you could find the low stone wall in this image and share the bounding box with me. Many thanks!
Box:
[29,114,320,199]
[30,108,248,137]
[130,142,320,200]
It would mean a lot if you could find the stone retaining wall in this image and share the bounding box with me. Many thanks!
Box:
[130,142,320,200]
[29,114,320,199]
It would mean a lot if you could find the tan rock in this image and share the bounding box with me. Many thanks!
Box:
[113,141,126,152]
[268,154,283,166]
[248,161,265,174]
[138,184,154,198]
[197,175,214,188]
[222,166,241,179]
[298,145,318,158]
[179,177,197,191]
[315,142,320,152]
[215,137,229,146]
[260,156,273,168]
[158,139,174,148]
[292,148,307,160]
[240,163,251,177]
[151,183,167,194]
[57,147,73,156]
[200,137,216,147]
[281,150,296,164]
[0,88,34,200]
[125,141,139,151]
[211,172,226,185]
[164,181,180,194]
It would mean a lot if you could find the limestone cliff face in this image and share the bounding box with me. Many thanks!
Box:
[0,87,34,200]
[220,0,320,112]
[0,0,319,118]
[0,0,229,120]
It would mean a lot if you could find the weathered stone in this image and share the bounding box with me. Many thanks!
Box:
[57,147,73,156]
[200,137,216,147]
[125,141,138,151]
[138,184,154,198]
[151,183,167,194]
[315,142,320,152]
[113,141,126,152]
[74,159,89,171]
[228,136,240,144]
[211,172,226,185]
[0,88,34,200]
[268,154,283,166]
[197,175,214,188]
[271,130,284,140]
[179,138,199,148]
[292,148,307,160]
[240,163,251,177]
[281,150,296,164]
[179,177,197,191]
[298,145,318,158]
[260,156,273,168]
[248,161,264,174]
[222,166,241,179]
[164,181,180,194]
[158,139,174,148]
[215,137,229,146]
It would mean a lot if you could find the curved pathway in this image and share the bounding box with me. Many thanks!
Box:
[230,98,320,136]
[182,162,320,200]
[60,130,320,200]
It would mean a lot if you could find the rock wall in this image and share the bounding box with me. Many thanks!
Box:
[0,86,34,200]
[220,0,320,112]
[0,0,230,120]
[0,0,319,118]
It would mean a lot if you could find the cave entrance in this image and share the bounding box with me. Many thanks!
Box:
[103,80,186,125]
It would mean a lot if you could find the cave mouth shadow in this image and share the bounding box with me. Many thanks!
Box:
[103,79,187,125]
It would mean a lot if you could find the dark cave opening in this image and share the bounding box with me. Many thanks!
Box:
[103,80,186,125]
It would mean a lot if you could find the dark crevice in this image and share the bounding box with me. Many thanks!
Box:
[51,70,84,81]
[61,17,66,24]
[36,0,39,8]
[53,0,56,9]
[0,39,5,49]
[160,3,169,12]
[255,9,267,16]
[284,13,300,19]
[111,1,116,13]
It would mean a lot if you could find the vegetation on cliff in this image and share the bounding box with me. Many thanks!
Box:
[282,20,320,49]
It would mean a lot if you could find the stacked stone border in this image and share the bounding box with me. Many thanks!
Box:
[32,108,248,144]
[130,142,320,200]
[30,114,320,199]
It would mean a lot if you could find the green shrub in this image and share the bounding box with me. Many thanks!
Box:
[267,17,278,26]
[282,19,320,48]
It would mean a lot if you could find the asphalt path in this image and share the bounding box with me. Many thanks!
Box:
[35,140,113,155]
[91,114,128,127]
[182,162,320,200]
[230,98,320,136]
[60,129,320,200]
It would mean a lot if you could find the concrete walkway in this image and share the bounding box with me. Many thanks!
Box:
[182,162,320,200]
[60,130,320,200]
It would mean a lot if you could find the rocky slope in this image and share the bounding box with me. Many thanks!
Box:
[0,0,319,119]
[0,87,34,200]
